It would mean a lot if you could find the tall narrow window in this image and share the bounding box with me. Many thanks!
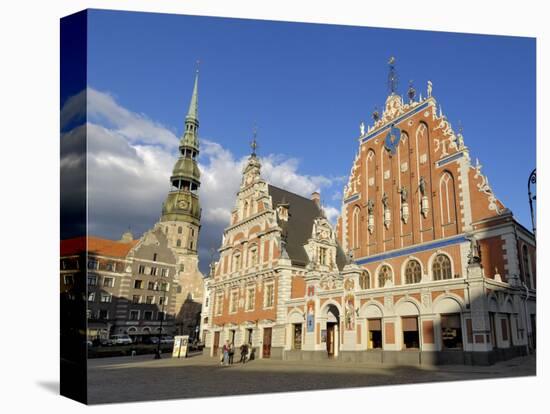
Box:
[264,283,275,308]
[405,260,422,284]
[232,252,241,272]
[243,201,249,218]
[359,271,370,290]
[319,247,327,265]
[439,172,458,234]
[230,290,239,313]
[215,292,224,316]
[246,287,255,311]
[249,247,258,267]
[432,254,452,280]
[352,206,361,249]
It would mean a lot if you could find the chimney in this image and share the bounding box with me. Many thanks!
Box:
[311,191,321,207]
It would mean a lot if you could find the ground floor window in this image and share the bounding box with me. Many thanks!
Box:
[246,328,253,345]
[402,316,419,349]
[441,313,463,349]
[368,319,382,349]
[293,323,302,350]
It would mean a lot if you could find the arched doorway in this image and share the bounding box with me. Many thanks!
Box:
[325,304,340,358]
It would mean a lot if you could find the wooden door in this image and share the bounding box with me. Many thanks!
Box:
[326,324,335,357]
[263,327,272,358]
[213,331,220,356]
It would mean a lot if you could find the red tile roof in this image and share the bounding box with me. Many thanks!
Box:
[60,236,138,258]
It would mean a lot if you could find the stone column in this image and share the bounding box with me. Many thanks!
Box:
[467,262,493,356]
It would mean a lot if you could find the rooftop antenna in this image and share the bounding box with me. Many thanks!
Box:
[250,124,258,156]
[387,56,398,95]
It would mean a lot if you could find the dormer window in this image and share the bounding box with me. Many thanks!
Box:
[319,247,327,265]
[277,204,289,221]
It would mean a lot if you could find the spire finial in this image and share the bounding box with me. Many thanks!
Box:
[195,59,201,74]
[387,56,398,95]
[458,120,463,135]
[186,63,200,121]
[250,124,258,156]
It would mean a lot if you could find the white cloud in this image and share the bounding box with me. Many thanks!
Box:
[61,87,343,271]
[322,206,340,224]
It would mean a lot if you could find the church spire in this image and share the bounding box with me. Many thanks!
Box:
[181,63,200,152]
[160,68,202,228]
[186,65,199,122]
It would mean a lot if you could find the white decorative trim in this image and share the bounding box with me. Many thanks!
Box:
[473,158,503,215]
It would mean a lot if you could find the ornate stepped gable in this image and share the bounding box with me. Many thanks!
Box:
[338,77,506,258]
[215,140,347,278]
[209,142,347,328]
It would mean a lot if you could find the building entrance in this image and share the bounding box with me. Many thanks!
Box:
[263,327,272,358]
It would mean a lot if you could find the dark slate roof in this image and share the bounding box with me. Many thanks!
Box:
[268,184,347,270]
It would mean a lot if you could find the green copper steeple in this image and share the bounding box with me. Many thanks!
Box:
[160,69,202,226]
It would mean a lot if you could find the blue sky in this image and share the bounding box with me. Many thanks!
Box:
[81,9,536,270]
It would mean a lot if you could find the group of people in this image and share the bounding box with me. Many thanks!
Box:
[220,340,254,365]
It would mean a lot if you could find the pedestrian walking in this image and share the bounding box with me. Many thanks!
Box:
[239,343,248,363]
[228,342,235,365]
[222,340,230,365]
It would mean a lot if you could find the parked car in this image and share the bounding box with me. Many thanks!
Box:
[160,336,174,344]
[146,336,159,345]
[105,334,133,346]
[189,340,204,351]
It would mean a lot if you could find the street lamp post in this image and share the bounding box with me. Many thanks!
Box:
[154,280,167,360]
[528,168,536,238]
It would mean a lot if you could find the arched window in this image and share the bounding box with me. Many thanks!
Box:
[359,271,370,290]
[178,226,183,234]
[243,201,249,218]
[176,239,182,247]
[522,245,531,285]
[433,254,452,280]
[405,259,422,284]
[352,206,361,249]
[378,265,392,288]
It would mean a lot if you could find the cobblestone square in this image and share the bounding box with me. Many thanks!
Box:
[87,352,536,404]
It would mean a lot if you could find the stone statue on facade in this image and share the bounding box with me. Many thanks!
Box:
[381,192,389,209]
[401,187,408,202]
[367,198,375,215]
[418,176,426,196]
[467,236,482,265]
